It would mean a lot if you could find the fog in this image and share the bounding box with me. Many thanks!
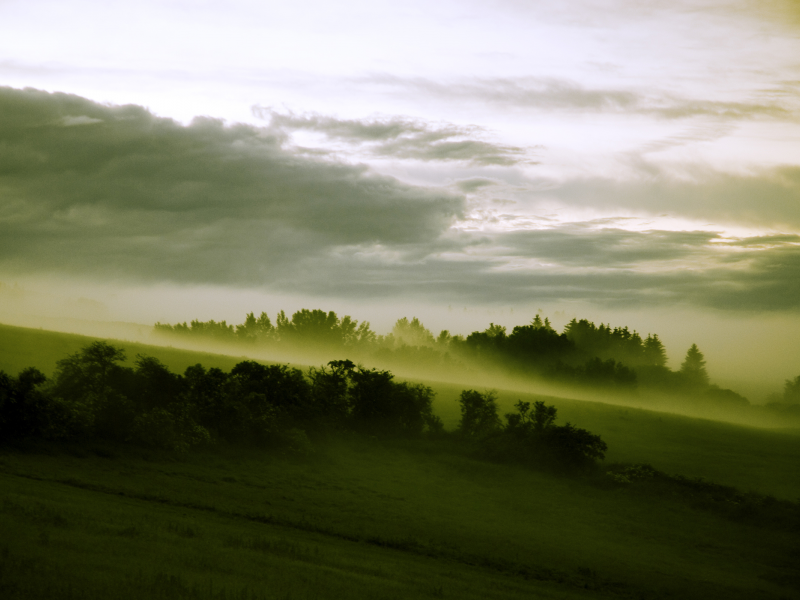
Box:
[3,276,799,426]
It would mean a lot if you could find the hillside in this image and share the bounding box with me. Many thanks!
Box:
[2,322,799,500]
[2,323,800,598]
[3,437,800,600]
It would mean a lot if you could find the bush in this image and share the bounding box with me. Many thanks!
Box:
[478,400,607,473]
[456,390,500,438]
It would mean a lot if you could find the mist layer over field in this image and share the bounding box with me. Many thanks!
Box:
[1,317,797,437]
[3,278,800,398]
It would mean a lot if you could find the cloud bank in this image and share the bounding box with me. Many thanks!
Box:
[1,87,799,313]
[0,86,463,284]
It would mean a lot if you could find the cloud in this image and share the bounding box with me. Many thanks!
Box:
[256,109,531,166]
[534,164,800,231]
[498,227,720,267]
[2,86,798,314]
[358,75,793,121]
[455,178,500,193]
[0,86,464,285]
[691,243,800,311]
[256,225,800,312]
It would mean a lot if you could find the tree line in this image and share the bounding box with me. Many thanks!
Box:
[155,309,761,404]
[0,342,609,474]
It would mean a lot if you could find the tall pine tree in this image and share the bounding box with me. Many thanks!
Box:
[680,344,709,388]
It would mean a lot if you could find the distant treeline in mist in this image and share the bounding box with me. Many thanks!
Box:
[155,309,767,408]
[0,342,607,474]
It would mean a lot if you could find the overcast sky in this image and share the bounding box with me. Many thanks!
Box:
[1,0,799,387]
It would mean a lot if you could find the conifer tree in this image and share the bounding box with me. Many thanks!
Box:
[644,334,667,367]
[680,344,709,388]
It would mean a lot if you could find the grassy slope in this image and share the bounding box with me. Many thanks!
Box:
[2,440,798,600]
[428,381,800,500]
[3,322,800,500]
[0,323,249,378]
[2,322,800,598]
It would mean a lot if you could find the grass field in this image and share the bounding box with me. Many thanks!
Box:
[2,322,800,598]
[426,381,800,500]
[2,438,800,600]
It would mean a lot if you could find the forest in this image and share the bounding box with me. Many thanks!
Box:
[155,309,800,409]
[0,341,608,474]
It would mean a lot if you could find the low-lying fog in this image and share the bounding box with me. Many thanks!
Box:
[2,279,799,430]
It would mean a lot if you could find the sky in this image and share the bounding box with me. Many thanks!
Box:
[1,0,800,392]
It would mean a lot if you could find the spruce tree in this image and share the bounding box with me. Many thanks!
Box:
[680,344,709,388]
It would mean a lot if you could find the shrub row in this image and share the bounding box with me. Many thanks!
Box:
[0,343,440,452]
[1,342,608,475]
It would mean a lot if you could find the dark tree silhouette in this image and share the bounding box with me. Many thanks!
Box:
[307,359,354,426]
[0,367,51,439]
[496,400,607,472]
[183,363,229,430]
[132,355,184,412]
[680,344,709,388]
[236,312,272,342]
[60,342,126,397]
[457,390,501,438]
[504,400,557,433]
[643,334,667,367]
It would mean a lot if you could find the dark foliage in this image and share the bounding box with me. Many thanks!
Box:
[307,359,353,427]
[157,308,760,398]
[2,341,608,477]
[1,343,443,453]
[679,343,709,389]
[456,389,501,438]
[160,309,800,410]
[462,318,576,375]
[548,357,637,389]
[457,393,607,473]
[564,319,666,367]
[335,363,440,437]
[0,367,53,440]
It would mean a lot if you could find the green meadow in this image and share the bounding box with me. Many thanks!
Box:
[2,323,800,599]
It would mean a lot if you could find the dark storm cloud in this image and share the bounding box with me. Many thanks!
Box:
[0,86,464,284]
[258,226,800,312]
[359,75,792,120]
[689,243,800,311]
[256,109,529,166]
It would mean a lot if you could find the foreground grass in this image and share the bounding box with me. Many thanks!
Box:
[2,437,800,599]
